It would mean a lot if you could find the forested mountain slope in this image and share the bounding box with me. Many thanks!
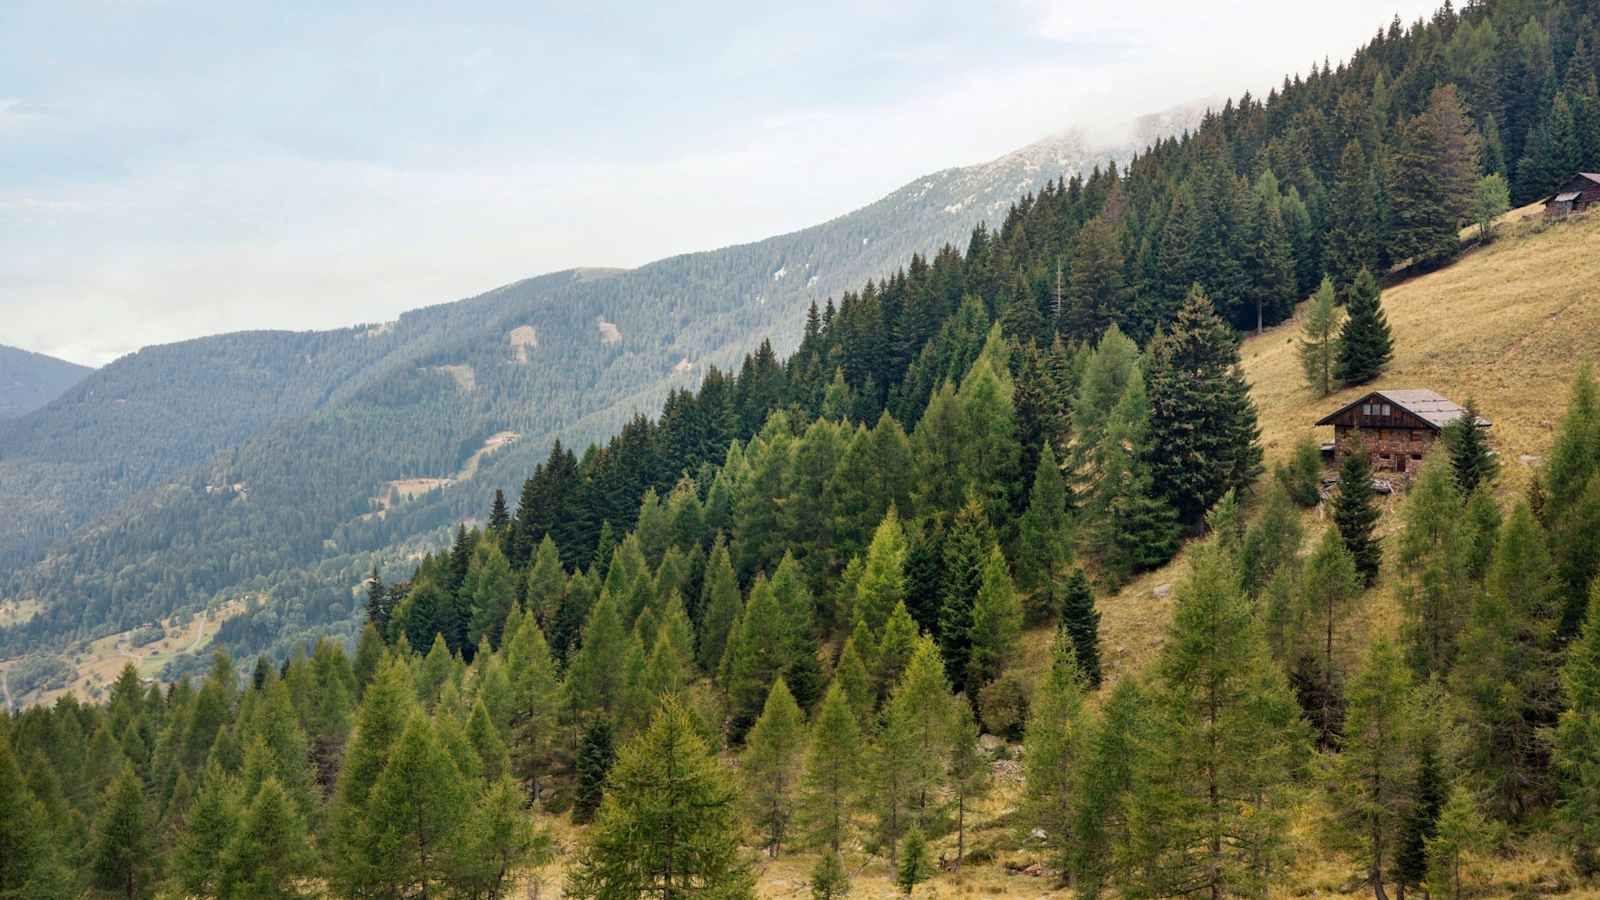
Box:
[0,129,1128,654]
[0,345,91,421]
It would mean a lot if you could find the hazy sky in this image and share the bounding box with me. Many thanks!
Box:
[1,1,1442,366]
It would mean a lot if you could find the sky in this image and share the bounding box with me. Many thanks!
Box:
[0,1,1443,367]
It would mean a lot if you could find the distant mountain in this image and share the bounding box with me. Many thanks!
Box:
[0,345,92,421]
[1,121,1188,658]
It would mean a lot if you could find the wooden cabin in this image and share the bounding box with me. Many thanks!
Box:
[1315,389,1489,475]
[1544,173,1600,219]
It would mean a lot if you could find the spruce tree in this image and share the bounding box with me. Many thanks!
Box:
[1298,278,1344,398]
[1394,734,1447,897]
[1324,640,1417,900]
[938,498,990,688]
[1059,568,1102,688]
[1555,579,1600,876]
[742,678,806,857]
[1088,367,1180,581]
[573,719,616,825]
[567,700,754,900]
[1144,286,1264,528]
[1325,139,1380,288]
[1334,446,1383,586]
[1335,268,1394,386]
[0,733,68,899]
[1444,400,1497,496]
[799,683,864,854]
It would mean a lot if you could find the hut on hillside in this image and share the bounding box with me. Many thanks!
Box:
[1544,172,1600,219]
[1315,389,1489,475]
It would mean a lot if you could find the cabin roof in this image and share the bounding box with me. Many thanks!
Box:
[1315,389,1491,430]
[1555,191,1582,202]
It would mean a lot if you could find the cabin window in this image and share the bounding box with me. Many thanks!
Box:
[1362,403,1373,415]
[1411,453,1422,461]
[1382,403,1392,416]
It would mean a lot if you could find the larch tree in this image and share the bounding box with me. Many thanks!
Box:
[799,683,865,855]
[219,775,313,900]
[946,697,989,870]
[966,545,1023,695]
[1071,677,1149,896]
[1554,579,1600,876]
[364,713,472,899]
[1299,277,1344,398]
[1395,459,1475,678]
[1124,538,1308,898]
[0,733,68,899]
[742,677,807,857]
[1088,367,1180,582]
[1324,640,1417,900]
[1298,528,1364,749]
[1425,786,1496,900]
[567,700,754,900]
[91,766,153,900]
[1022,630,1090,876]
[856,508,911,635]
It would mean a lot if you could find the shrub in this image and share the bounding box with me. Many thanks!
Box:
[978,673,1029,740]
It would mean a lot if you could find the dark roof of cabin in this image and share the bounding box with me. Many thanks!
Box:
[1581,173,1600,186]
[1315,389,1491,430]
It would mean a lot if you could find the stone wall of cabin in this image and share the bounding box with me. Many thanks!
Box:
[1332,424,1440,474]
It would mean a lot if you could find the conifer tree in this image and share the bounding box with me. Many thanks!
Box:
[1070,677,1148,896]
[568,700,754,900]
[946,697,988,870]
[91,766,153,900]
[1022,630,1089,874]
[742,678,806,857]
[1336,268,1394,386]
[1390,85,1482,264]
[1088,367,1179,580]
[1326,140,1380,288]
[329,658,418,894]
[809,851,850,900]
[966,546,1023,695]
[698,538,742,673]
[1124,539,1307,897]
[1298,277,1344,397]
[565,591,629,719]
[1298,528,1363,748]
[0,733,68,899]
[173,767,240,899]
[1396,460,1475,678]
[452,777,554,898]
[1144,286,1263,528]
[1058,568,1101,688]
[364,713,472,899]
[219,776,312,900]
[1455,503,1563,821]
[800,683,864,854]
[1425,786,1495,900]
[1324,640,1417,900]
[1444,400,1497,496]
[938,498,991,687]
[896,825,932,897]
[1334,446,1383,586]
[1015,442,1072,614]
[833,634,875,725]
[1394,730,1447,898]
[573,719,616,825]
[856,509,910,634]
[1072,323,1141,462]
[1555,579,1600,876]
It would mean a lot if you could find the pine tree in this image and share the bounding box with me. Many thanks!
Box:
[1555,579,1600,876]
[1336,268,1393,386]
[573,719,616,825]
[895,825,932,897]
[1145,286,1263,528]
[1324,640,1416,900]
[1334,446,1383,586]
[1124,538,1308,897]
[1015,442,1072,617]
[567,700,754,900]
[1059,568,1102,688]
[91,766,153,900]
[800,683,865,854]
[966,546,1023,695]
[742,678,806,857]
[1298,277,1344,397]
[1022,630,1089,874]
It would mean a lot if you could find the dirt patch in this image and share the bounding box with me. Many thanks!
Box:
[598,320,622,344]
[508,325,539,363]
[430,364,476,392]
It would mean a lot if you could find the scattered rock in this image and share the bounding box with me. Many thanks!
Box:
[1153,583,1172,598]
[1029,828,1047,842]
[598,321,622,344]
[1520,454,1542,465]
[978,734,1005,752]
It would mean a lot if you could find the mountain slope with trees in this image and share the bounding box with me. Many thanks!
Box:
[0,345,91,422]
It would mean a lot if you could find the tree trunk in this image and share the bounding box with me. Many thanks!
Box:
[956,796,965,870]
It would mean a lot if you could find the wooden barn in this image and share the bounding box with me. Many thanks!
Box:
[1315,389,1490,475]
[1544,172,1600,219]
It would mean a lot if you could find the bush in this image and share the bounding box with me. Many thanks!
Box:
[128,623,166,648]
[978,673,1029,740]
[1275,435,1324,507]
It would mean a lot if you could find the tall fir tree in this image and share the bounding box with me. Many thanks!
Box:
[1059,568,1102,688]
[1335,268,1394,386]
[1443,400,1497,497]
[1334,445,1383,586]
[1014,442,1073,614]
